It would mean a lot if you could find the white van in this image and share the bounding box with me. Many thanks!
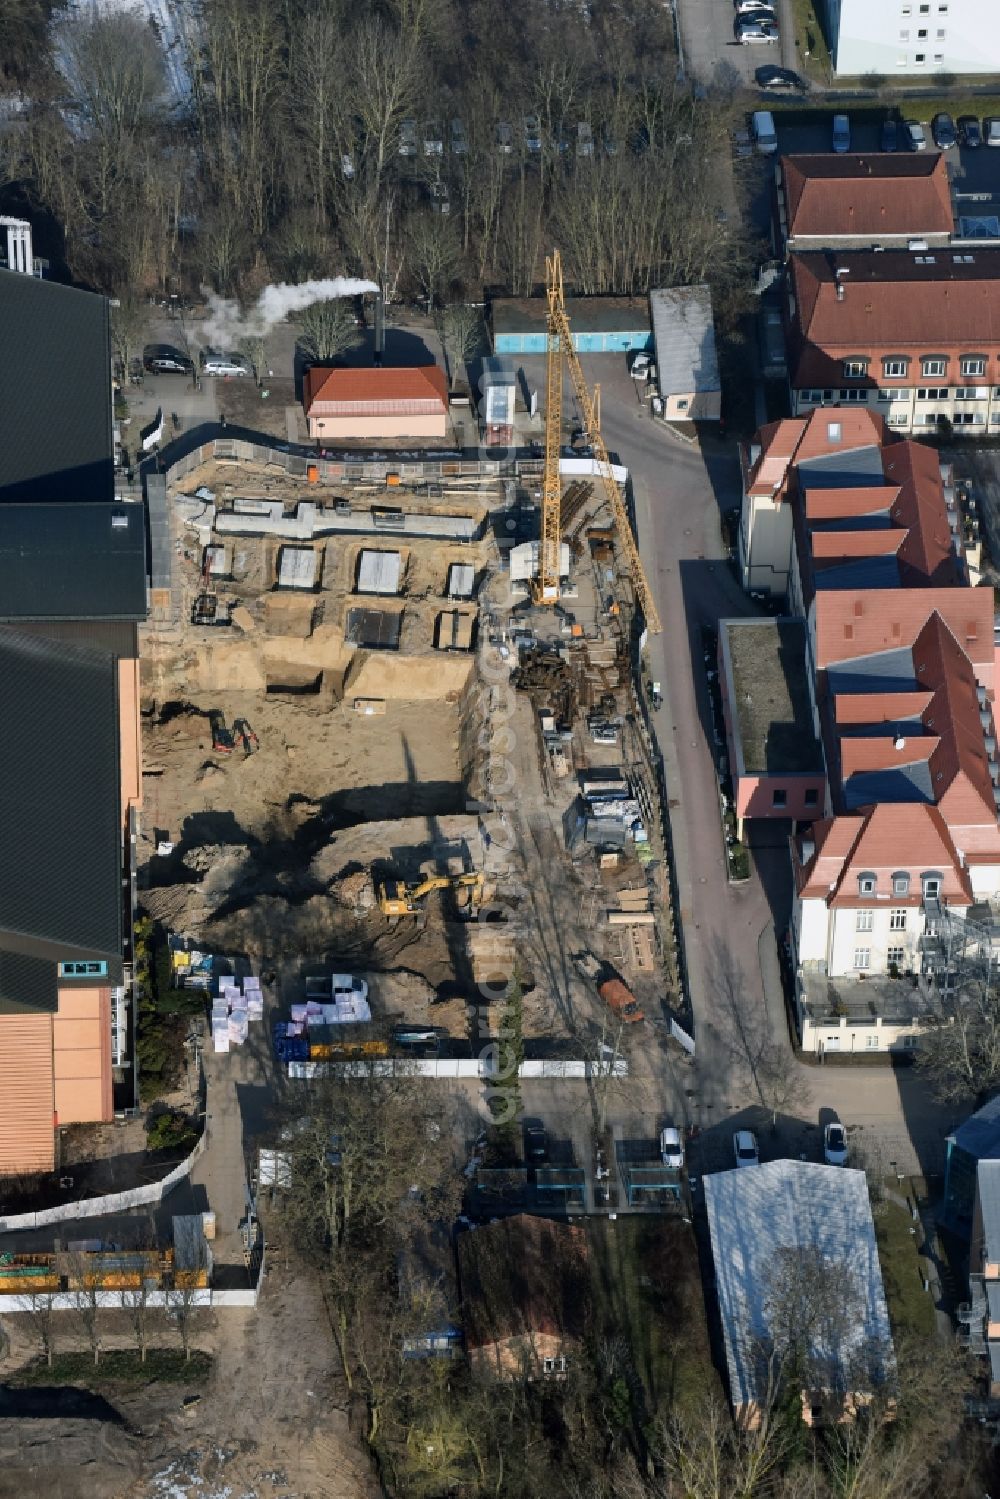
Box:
[751,110,778,154]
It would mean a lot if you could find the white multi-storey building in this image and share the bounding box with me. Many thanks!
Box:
[822,0,1000,75]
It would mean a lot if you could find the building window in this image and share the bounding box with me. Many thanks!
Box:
[883,357,908,378]
[887,945,906,966]
[772,788,787,808]
[917,26,928,36]
[936,27,945,35]
[890,912,908,933]
[676,398,689,411]
[804,787,819,807]
[865,1033,880,1050]
[858,873,876,895]
[843,358,868,379]
[956,387,988,401]
[892,872,910,896]
[854,948,871,971]
[921,357,946,377]
[961,357,987,378]
[857,910,874,932]
[58,960,109,978]
[917,387,947,400]
[914,52,925,62]
[933,52,943,60]
[922,873,942,899]
[899,27,909,39]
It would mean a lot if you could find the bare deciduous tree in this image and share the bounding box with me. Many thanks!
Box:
[297,299,363,363]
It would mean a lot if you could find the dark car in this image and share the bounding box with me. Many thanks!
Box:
[522,1118,548,1165]
[932,111,957,149]
[755,65,804,90]
[143,343,193,374]
[880,118,898,152]
[958,115,983,147]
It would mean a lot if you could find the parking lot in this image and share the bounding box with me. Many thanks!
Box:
[767,110,1000,226]
[676,0,797,87]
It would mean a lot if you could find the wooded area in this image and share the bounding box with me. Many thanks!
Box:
[0,0,755,313]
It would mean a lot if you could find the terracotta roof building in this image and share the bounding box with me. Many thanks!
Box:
[786,249,1000,436]
[735,406,1000,1054]
[302,365,449,441]
[776,154,954,252]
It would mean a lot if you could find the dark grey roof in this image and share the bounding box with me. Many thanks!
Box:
[650,285,720,396]
[815,557,901,591]
[0,503,146,620]
[825,647,918,694]
[797,444,886,487]
[0,630,122,982]
[145,474,171,590]
[979,1160,1000,1265]
[843,763,933,809]
[492,295,650,335]
[951,1095,1000,1160]
[0,950,58,1015]
[0,269,113,504]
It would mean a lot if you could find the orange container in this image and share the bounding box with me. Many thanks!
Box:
[306,463,319,483]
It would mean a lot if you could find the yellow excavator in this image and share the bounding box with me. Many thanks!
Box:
[377,871,485,918]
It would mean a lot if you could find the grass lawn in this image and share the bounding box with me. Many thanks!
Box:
[586,1216,722,1424]
[874,1197,936,1340]
[788,0,832,84]
[9,1348,213,1388]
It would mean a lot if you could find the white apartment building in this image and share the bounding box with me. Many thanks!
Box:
[822,0,1000,75]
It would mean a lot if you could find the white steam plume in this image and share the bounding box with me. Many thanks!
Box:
[201,277,379,347]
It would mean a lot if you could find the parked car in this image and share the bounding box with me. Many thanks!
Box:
[523,114,542,153]
[576,121,594,158]
[496,120,514,154]
[824,1121,848,1166]
[450,118,468,154]
[905,118,927,151]
[986,116,1000,147]
[430,180,450,215]
[737,5,777,24]
[340,151,355,179]
[880,118,898,152]
[755,65,804,90]
[398,118,417,156]
[735,0,774,12]
[628,350,654,380]
[200,348,250,377]
[660,1127,685,1169]
[932,111,957,149]
[832,113,851,153]
[736,19,778,42]
[142,343,192,374]
[733,1129,760,1168]
[523,1118,548,1165]
[751,109,778,154]
[958,115,983,148]
[422,122,443,156]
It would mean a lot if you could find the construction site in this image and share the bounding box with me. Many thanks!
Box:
[137,253,680,1065]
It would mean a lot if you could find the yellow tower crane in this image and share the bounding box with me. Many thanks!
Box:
[533,249,662,634]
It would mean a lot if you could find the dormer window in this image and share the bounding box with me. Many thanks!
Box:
[842,358,868,379]
[892,871,910,896]
[858,872,876,896]
[961,355,987,378]
[921,871,942,899]
[883,357,909,379]
[921,356,947,378]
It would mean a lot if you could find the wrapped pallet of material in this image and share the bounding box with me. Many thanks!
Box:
[202,1211,216,1241]
[213,1031,230,1053]
[244,976,262,994]
[290,1002,308,1023]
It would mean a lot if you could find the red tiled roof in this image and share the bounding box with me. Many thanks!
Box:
[303,364,448,416]
[746,410,886,497]
[814,592,994,674]
[789,251,1000,388]
[883,442,957,586]
[805,486,899,523]
[828,802,973,905]
[839,735,937,778]
[812,530,903,564]
[835,691,933,725]
[781,153,954,240]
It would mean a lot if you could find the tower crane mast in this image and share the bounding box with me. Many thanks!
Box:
[535,250,662,634]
